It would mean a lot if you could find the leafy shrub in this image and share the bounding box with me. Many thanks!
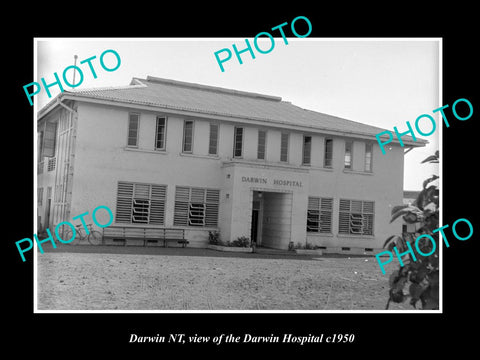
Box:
[293,242,319,250]
[230,236,251,247]
[208,230,221,245]
[383,151,439,310]
[210,233,251,247]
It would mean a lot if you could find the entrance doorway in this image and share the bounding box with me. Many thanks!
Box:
[251,190,292,250]
[251,199,260,245]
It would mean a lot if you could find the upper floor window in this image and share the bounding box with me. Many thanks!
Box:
[365,143,373,172]
[302,135,312,165]
[280,132,289,162]
[257,130,266,160]
[47,157,56,172]
[182,120,194,153]
[324,138,333,168]
[127,113,139,147]
[233,127,243,158]
[38,131,44,162]
[209,123,219,155]
[155,116,167,150]
[344,141,353,169]
[39,121,57,158]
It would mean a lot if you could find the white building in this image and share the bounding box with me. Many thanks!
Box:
[36,76,425,253]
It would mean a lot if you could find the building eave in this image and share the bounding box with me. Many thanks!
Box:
[41,92,423,147]
[37,93,65,120]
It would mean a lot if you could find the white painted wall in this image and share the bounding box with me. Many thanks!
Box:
[261,192,293,249]
[61,100,405,251]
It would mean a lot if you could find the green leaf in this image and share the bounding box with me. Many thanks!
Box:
[383,235,404,251]
[420,289,439,310]
[422,174,439,189]
[388,270,400,287]
[389,274,408,304]
[391,204,409,217]
[410,266,428,284]
[389,289,405,303]
[391,271,408,291]
[402,212,419,224]
[390,205,422,223]
[390,208,412,223]
[414,186,437,210]
[409,283,424,300]
[421,155,438,164]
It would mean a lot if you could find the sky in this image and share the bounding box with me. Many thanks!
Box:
[35,38,440,190]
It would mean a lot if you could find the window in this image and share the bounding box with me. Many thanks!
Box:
[303,136,312,165]
[189,203,206,226]
[42,122,57,158]
[307,197,333,233]
[155,116,167,150]
[38,160,44,174]
[115,182,166,225]
[127,113,139,147]
[47,157,56,172]
[257,130,266,160]
[233,127,243,158]
[209,123,219,155]
[324,138,333,168]
[344,141,353,169]
[38,188,44,206]
[38,131,44,162]
[174,186,220,227]
[339,199,374,235]
[280,132,289,162]
[183,120,194,153]
[133,198,150,223]
[365,143,373,172]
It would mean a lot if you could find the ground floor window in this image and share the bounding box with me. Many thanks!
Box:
[115,181,167,225]
[307,197,333,233]
[174,186,220,227]
[339,199,374,235]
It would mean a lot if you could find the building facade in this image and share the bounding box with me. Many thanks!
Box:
[36,76,424,253]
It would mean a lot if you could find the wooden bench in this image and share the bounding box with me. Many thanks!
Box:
[164,228,188,248]
[103,226,188,247]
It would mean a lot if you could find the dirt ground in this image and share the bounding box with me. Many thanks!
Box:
[36,247,414,311]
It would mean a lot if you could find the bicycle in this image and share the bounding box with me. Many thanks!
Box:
[58,223,103,245]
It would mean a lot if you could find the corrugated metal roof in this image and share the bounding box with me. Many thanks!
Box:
[40,76,425,144]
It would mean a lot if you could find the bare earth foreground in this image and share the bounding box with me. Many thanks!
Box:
[36,247,413,311]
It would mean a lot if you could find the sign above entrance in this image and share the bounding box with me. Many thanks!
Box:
[241,176,303,187]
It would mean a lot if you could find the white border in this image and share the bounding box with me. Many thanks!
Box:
[33,37,442,314]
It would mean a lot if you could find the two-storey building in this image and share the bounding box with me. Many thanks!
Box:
[36,76,425,253]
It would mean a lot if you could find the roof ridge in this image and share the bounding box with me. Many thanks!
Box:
[66,80,147,94]
[36,76,426,147]
[144,76,282,102]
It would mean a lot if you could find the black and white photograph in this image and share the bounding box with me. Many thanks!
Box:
[6,8,478,355]
[33,38,440,312]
